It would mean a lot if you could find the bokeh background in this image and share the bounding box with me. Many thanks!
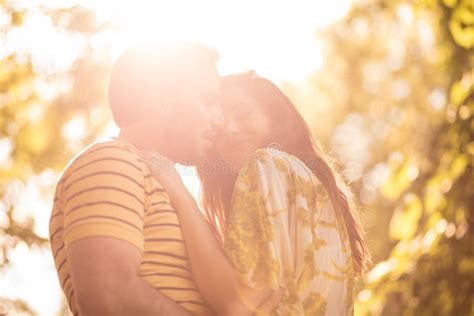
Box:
[0,0,472,315]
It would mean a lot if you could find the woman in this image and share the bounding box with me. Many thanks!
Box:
[143,72,371,315]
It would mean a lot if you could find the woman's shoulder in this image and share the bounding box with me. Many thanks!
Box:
[248,147,314,179]
[249,147,294,167]
[235,148,290,181]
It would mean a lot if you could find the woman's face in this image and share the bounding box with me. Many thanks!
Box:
[215,86,272,171]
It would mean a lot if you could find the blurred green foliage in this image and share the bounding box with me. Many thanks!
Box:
[0,0,472,315]
[310,1,472,315]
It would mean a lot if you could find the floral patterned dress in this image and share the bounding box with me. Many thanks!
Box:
[224,148,355,315]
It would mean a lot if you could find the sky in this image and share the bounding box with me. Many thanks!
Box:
[0,1,354,314]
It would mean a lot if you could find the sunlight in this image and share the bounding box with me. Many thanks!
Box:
[89,0,353,82]
[0,242,63,316]
[0,137,13,167]
[61,116,86,142]
[0,1,356,315]
[2,0,471,315]
[92,0,355,199]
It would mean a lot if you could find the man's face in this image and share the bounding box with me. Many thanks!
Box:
[157,65,224,164]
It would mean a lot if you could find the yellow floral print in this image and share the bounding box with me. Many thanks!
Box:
[224,148,355,315]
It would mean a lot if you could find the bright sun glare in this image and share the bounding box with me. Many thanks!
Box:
[90,0,352,82]
[91,0,354,197]
[1,1,353,315]
[91,0,354,198]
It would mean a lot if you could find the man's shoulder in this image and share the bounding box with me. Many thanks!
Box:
[59,137,145,182]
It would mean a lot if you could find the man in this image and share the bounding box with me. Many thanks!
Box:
[49,41,224,315]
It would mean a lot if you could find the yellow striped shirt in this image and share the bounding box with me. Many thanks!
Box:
[49,137,211,315]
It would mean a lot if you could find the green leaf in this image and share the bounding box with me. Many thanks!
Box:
[442,0,458,8]
[449,79,472,107]
[389,194,423,241]
[449,2,474,48]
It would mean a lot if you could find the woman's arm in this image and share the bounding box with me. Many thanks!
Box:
[141,152,264,315]
[164,180,260,315]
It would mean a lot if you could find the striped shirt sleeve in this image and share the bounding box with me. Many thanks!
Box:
[61,145,146,252]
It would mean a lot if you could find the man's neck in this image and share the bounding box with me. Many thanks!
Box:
[119,128,179,162]
[119,129,156,151]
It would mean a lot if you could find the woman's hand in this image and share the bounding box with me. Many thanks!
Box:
[140,151,254,315]
[140,151,187,199]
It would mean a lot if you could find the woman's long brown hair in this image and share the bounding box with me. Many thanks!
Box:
[197,72,371,276]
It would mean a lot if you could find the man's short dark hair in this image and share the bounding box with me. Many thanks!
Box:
[108,41,219,128]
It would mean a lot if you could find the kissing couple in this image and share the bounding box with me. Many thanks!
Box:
[49,41,370,316]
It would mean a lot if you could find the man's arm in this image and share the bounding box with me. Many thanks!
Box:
[67,236,189,316]
[60,145,190,315]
